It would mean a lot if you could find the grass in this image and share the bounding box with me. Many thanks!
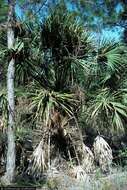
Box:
[0,167,127,190]
[43,167,127,190]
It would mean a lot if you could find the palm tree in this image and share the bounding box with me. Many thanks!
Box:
[16,5,127,175]
[21,4,92,175]
[0,2,126,179]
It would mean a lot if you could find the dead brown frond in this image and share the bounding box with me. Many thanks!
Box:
[93,136,113,172]
[70,165,91,182]
[82,143,95,173]
[31,139,47,174]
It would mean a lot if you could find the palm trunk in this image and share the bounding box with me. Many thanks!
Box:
[1,0,16,185]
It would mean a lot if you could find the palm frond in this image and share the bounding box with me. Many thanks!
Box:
[89,39,127,90]
[87,88,127,131]
[31,139,47,174]
[30,89,78,126]
[41,6,92,89]
[82,143,94,173]
[93,136,113,172]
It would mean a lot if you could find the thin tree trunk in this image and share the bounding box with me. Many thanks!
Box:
[1,0,16,185]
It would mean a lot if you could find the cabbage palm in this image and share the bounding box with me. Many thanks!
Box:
[1,2,126,177]
[41,4,92,90]
[25,5,127,174]
[25,5,92,174]
[23,5,91,127]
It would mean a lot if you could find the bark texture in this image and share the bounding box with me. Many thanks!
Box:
[1,0,16,185]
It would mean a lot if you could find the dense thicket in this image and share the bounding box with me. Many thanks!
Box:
[0,0,127,186]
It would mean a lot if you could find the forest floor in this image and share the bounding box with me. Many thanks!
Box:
[0,168,127,190]
[35,169,127,190]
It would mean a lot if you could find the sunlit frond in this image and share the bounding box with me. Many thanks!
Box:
[87,88,127,131]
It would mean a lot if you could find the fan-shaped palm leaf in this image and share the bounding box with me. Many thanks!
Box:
[89,39,127,90]
[30,89,79,126]
[87,88,127,131]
